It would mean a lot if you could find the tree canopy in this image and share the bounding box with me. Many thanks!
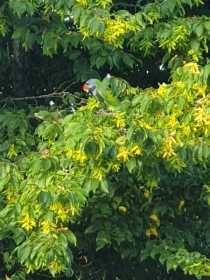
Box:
[0,0,209,279]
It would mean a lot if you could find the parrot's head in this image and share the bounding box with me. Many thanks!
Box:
[82,79,97,96]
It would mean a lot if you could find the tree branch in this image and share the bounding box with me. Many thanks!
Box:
[0,91,67,103]
[0,81,80,103]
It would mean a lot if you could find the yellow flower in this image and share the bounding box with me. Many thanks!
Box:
[96,0,112,8]
[178,199,185,210]
[7,144,17,159]
[146,11,160,24]
[48,260,64,274]
[181,125,191,137]
[165,115,177,128]
[86,98,100,111]
[41,220,56,234]
[130,145,142,156]
[80,26,91,38]
[161,135,176,159]
[104,18,126,45]
[73,150,87,163]
[149,213,160,226]
[26,264,35,274]
[117,147,129,162]
[20,213,36,231]
[50,203,69,222]
[103,17,137,47]
[187,49,199,62]
[116,136,127,145]
[146,227,158,238]
[193,84,207,97]
[93,127,103,139]
[49,203,77,221]
[138,120,153,130]
[69,204,76,216]
[175,81,185,89]
[194,107,209,126]
[144,123,153,130]
[183,62,200,74]
[114,112,126,128]
[76,0,88,7]
[91,168,103,181]
[159,25,188,51]
[157,83,168,96]
[65,148,73,158]
[112,163,120,172]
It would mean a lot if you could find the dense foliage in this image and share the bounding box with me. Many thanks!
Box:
[0,0,209,279]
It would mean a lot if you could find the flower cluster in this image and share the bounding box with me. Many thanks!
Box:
[146,227,158,238]
[183,61,200,74]
[117,145,142,162]
[91,168,103,181]
[76,0,88,7]
[50,202,76,222]
[161,135,177,159]
[114,112,126,128]
[96,0,112,8]
[40,220,56,234]
[65,149,87,163]
[20,212,36,231]
[159,24,189,53]
[103,17,137,48]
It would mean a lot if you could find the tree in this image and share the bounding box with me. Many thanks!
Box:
[0,0,209,279]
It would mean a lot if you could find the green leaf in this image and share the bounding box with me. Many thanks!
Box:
[126,158,137,173]
[194,24,203,37]
[66,231,77,246]
[95,56,106,69]
[100,180,109,193]
[19,246,31,263]
[84,180,99,194]
[122,54,135,68]
[84,141,99,157]
[96,232,110,251]
[38,191,53,206]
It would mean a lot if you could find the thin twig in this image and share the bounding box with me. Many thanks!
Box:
[96,111,115,116]
[0,91,68,103]
[0,80,79,103]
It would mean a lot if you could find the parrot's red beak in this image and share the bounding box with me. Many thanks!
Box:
[81,83,89,93]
